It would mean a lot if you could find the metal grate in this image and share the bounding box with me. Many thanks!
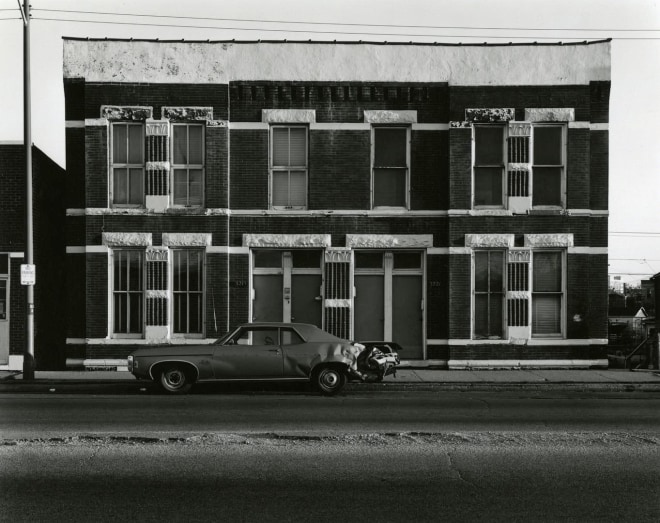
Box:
[146,297,168,326]
[507,297,529,327]
[324,250,352,339]
[507,169,529,197]
[507,261,529,292]
[507,135,529,163]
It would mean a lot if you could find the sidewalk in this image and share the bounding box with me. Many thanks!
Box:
[1,367,660,392]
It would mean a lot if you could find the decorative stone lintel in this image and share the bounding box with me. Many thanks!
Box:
[525,233,574,248]
[465,234,514,248]
[146,120,170,136]
[465,108,515,123]
[162,233,212,247]
[243,234,331,248]
[102,232,152,247]
[345,234,432,249]
[162,106,213,121]
[101,105,153,121]
[524,108,575,122]
[207,120,229,127]
[262,109,316,124]
[450,121,471,128]
[363,110,417,124]
[146,248,168,262]
[508,250,531,263]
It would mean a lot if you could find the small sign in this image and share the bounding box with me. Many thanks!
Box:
[20,264,36,285]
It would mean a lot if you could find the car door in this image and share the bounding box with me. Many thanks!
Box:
[211,327,284,379]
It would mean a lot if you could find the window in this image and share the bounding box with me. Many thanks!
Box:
[113,250,144,336]
[532,126,563,207]
[474,251,505,339]
[372,127,409,208]
[172,124,204,207]
[532,251,563,336]
[112,123,144,206]
[473,123,565,209]
[234,327,279,346]
[172,250,204,335]
[474,126,505,207]
[472,249,565,339]
[271,126,307,209]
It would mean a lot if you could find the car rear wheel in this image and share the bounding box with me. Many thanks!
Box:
[158,365,194,394]
[314,366,347,396]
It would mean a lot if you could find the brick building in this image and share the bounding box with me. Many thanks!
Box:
[0,144,66,370]
[62,38,610,368]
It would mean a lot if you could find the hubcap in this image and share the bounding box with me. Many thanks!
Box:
[322,371,338,387]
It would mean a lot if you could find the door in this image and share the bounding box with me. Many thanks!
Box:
[212,326,283,378]
[354,251,425,359]
[252,250,322,327]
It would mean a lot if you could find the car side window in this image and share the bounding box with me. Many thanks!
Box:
[281,329,304,346]
[234,328,279,346]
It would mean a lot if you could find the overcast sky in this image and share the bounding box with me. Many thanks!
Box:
[1,0,659,285]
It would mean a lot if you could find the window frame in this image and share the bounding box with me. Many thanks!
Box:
[530,123,566,209]
[371,125,411,210]
[472,124,506,209]
[110,122,145,208]
[170,122,205,208]
[269,124,309,210]
[530,249,566,338]
[111,249,145,339]
[471,122,567,210]
[472,249,506,340]
[171,249,205,338]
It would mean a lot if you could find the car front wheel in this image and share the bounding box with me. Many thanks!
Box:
[158,365,194,394]
[314,366,347,396]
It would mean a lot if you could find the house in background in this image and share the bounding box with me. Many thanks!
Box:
[62,38,611,369]
[0,143,66,370]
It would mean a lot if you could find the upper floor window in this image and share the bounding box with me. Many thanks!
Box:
[372,127,409,209]
[270,126,307,210]
[111,123,144,206]
[172,123,204,207]
[473,123,565,209]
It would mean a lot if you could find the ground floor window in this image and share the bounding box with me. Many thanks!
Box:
[172,250,204,335]
[473,249,565,339]
[113,250,144,336]
[532,251,563,336]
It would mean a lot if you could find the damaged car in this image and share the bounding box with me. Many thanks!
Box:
[127,322,399,396]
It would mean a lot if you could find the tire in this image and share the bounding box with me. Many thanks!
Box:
[158,365,194,394]
[313,366,347,396]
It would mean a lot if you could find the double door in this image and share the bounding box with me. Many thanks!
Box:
[354,251,424,359]
[252,250,323,327]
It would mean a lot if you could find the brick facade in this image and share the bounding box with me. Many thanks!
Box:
[62,39,611,367]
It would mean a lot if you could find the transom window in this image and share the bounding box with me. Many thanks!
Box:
[271,126,308,209]
[372,127,409,209]
[473,123,565,209]
[172,124,204,207]
[112,123,144,206]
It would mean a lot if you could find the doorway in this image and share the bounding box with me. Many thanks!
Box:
[354,251,424,358]
[252,250,323,328]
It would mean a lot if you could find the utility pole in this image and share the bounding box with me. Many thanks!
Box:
[18,1,35,379]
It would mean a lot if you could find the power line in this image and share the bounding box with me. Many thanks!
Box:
[30,17,660,40]
[31,8,660,33]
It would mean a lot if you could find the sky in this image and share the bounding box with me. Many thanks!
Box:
[1,0,659,286]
